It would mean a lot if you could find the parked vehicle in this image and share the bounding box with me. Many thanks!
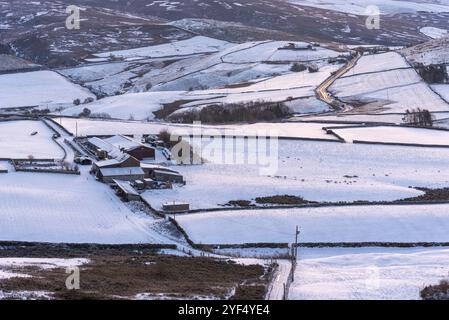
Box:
[74,156,92,165]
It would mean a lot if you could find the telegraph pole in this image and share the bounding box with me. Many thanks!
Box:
[294,225,300,259]
[290,225,300,283]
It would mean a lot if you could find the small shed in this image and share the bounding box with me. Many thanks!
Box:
[133,180,146,190]
[163,202,190,213]
[143,178,159,189]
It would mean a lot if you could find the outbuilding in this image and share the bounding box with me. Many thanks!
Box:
[105,135,155,160]
[163,202,190,213]
[113,179,141,202]
[92,154,140,175]
[97,166,145,183]
[140,163,184,183]
[152,169,184,183]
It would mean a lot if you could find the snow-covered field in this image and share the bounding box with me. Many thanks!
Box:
[294,111,449,124]
[289,0,449,15]
[331,52,449,113]
[291,247,449,300]
[332,125,449,146]
[53,117,342,140]
[0,170,170,244]
[142,138,449,210]
[0,71,94,109]
[420,27,448,39]
[61,91,189,120]
[94,36,232,60]
[174,203,449,244]
[349,52,410,76]
[432,84,449,103]
[60,49,341,120]
[402,36,449,66]
[0,120,63,159]
[220,41,343,64]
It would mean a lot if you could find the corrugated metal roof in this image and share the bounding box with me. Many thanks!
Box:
[88,137,123,159]
[105,135,142,152]
[95,153,131,168]
[113,179,140,196]
[99,166,144,176]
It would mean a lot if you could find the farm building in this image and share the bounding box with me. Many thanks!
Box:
[98,167,145,183]
[105,135,155,160]
[87,135,155,160]
[113,179,141,201]
[86,137,122,159]
[140,163,184,183]
[92,153,140,173]
[280,42,313,50]
[152,169,184,183]
[163,202,190,213]
[92,154,144,182]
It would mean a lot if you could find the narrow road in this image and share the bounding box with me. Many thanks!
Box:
[42,118,76,163]
[265,260,292,300]
[315,52,362,111]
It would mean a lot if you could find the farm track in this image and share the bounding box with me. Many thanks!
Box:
[265,260,291,300]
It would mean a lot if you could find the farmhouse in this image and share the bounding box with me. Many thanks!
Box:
[92,154,144,182]
[87,135,155,160]
[105,135,155,160]
[92,153,140,172]
[280,43,313,50]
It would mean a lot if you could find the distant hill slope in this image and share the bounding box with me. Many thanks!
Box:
[0,54,42,74]
[402,36,449,66]
[4,0,449,68]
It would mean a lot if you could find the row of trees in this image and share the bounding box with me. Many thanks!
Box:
[402,108,434,127]
[168,100,291,124]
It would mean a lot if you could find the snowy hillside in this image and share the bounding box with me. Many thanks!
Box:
[0,169,172,244]
[288,0,449,15]
[330,52,449,113]
[0,71,95,109]
[291,247,449,300]
[402,36,449,65]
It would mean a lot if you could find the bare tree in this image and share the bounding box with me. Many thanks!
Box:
[158,129,172,146]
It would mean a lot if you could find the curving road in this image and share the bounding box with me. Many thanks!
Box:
[315,52,362,112]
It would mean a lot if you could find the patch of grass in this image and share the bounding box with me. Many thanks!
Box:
[400,188,449,202]
[0,254,269,300]
[231,285,267,300]
[421,280,449,300]
[154,100,198,119]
